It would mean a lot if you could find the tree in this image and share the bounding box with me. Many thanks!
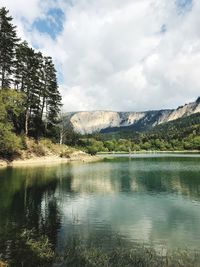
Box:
[0,7,19,89]
[0,90,24,157]
[43,57,62,139]
[0,7,62,147]
[14,42,43,136]
[104,141,115,151]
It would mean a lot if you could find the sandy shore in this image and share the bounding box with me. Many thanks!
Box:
[0,151,100,168]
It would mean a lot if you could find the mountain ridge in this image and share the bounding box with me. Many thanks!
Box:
[65,97,200,134]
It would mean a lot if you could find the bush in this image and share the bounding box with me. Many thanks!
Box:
[60,149,74,158]
[31,143,46,156]
[86,146,98,155]
[39,138,55,150]
[191,136,200,150]
[0,123,22,159]
[24,138,46,157]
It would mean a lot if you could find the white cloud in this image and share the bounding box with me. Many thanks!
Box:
[2,0,200,111]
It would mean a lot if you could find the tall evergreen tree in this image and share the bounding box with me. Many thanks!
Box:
[14,43,62,138]
[0,7,19,89]
[14,41,41,135]
[45,57,62,122]
[44,57,62,138]
[1,7,62,142]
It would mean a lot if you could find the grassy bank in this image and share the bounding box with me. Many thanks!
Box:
[0,138,99,168]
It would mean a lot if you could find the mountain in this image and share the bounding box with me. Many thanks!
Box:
[147,112,200,140]
[77,112,200,153]
[65,97,200,134]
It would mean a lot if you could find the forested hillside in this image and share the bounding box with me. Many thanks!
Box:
[76,113,200,153]
[0,7,62,158]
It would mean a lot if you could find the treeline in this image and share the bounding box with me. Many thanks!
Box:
[0,7,62,157]
[75,113,200,154]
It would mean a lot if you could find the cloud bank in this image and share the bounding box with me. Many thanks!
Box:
[2,0,200,111]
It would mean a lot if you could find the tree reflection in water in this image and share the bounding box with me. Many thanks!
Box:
[0,156,200,266]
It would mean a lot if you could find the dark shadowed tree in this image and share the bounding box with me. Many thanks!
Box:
[0,7,19,89]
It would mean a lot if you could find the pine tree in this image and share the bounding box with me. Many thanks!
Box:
[14,41,41,136]
[0,7,19,89]
[1,8,63,141]
[43,57,62,137]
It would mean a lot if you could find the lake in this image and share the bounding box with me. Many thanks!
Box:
[0,154,200,266]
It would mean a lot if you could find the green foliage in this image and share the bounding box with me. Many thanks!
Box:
[0,90,24,158]
[76,113,200,153]
[60,148,76,158]
[14,41,62,138]
[0,7,19,88]
[78,138,109,155]
[0,123,22,158]
[104,140,115,151]
[86,145,99,155]
[0,89,25,119]
[58,118,81,146]
[0,7,63,158]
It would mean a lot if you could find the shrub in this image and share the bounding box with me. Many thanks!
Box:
[86,146,98,155]
[25,138,46,157]
[0,123,22,159]
[60,150,71,158]
[31,143,46,156]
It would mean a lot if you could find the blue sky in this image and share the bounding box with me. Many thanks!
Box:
[1,0,200,112]
[176,0,193,10]
[32,8,65,39]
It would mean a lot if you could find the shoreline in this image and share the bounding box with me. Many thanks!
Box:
[0,150,199,169]
[98,150,200,154]
[0,152,101,169]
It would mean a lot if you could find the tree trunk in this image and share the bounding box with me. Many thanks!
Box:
[1,69,5,89]
[25,107,29,136]
[41,96,45,120]
[60,131,63,145]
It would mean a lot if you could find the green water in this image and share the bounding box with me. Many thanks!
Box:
[0,154,200,265]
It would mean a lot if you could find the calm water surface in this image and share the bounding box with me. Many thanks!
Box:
[0,154,200,258]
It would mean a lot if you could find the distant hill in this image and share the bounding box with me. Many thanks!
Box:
[65,97,200,134]
[147,112,200,140]
[102,111,200,139]
[76,113,200,153]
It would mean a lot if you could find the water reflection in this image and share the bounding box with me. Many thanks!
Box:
[0,156,200,264]
[55,157,200,198]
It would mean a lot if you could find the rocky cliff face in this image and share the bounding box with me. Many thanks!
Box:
[160,99,200,123]
[66,98,200,134]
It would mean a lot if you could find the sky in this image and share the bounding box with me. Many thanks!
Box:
[2,0,200,112]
